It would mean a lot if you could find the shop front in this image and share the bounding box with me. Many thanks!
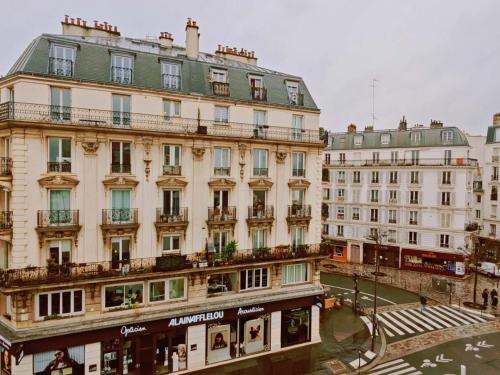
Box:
[363,243,400,268]
[330,240,348,263]
[10,296,318,375]
[401,248,466,276]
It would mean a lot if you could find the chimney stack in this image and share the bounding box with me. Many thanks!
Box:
[493,113,500,127]
[215,45,258,66]
[159,32,174,49]
[347,124,357,134]
[398,116,407,131]
[62,15,120,37]
[430,119,443,129]
[185,18,200,60]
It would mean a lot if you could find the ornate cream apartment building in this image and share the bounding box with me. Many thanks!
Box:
[0,17,326,374]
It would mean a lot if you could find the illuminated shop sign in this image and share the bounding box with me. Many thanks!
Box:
[168,311,224,327]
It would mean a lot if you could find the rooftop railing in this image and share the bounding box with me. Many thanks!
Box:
[0,102,321,144]
[0,243,328,287]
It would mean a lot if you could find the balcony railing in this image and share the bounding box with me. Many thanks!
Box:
[287,204,312,218]
[0,102,321,144]
[208,206,236,222]
[0,243,328,287]
[37,210,79,227]
[248,205,274,220]
[111,66,133,84]
[47,162,71,173]
[251,87,267,101]
[48,57,73,77]
[162,74,181,90]
[253,168,268,177]
[212,81,230,96]
[324,158,479,168]
[111,163,131,174]
[0,211,12,230]
[102,208,139,225]
[163,165,181,176]
[0,157,11,176]
[156,207,188,223]
[465,222,480,231]
[289,93,304,106]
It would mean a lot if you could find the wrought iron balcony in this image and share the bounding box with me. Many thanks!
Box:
[47,162,71,173]
[0,157,11,176]
[208,206,236,222]
[212,81,230,96]
[0,211,12,230]
[102,208,139,225]
[111,66,133,84]
[253,167,268,177]
[162,74,181,90]
[247,205,274,220]
[156,207,188,223]
[37,210,79,227]
[287,204,312,219]
[111,163,131,174]
[251,87,267,101]
[48,57,73,77]
[0,102,322,144]
[325,158,479,168]
[163,165,182,176]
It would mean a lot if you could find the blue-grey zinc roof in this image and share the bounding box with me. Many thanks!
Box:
[5,35,318,110]
[326,126,469,150]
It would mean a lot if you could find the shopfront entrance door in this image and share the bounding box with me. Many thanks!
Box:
[139,335,154,375]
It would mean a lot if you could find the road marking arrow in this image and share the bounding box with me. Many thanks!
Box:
[436,354,453,363]
[465,344,479,352]
[476,341,494,348]
[474,354,482,359]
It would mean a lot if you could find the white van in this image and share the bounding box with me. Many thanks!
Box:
[478,262,500,277]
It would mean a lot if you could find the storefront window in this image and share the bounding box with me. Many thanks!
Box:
[149,278,186,303]
[282,263,308,285]
[238,315,270,355]
[101,339,137,375]
[281,307,311,347]
[155,331,187,374]
[207,272,237,295]
[33,346,85,375]
[104,283,143,309]
[206,323,235,364]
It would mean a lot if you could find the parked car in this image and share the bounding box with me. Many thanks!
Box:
[473,262,500,277]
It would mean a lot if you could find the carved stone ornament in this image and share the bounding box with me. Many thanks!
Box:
[238,144,247,164]
[208,178,237,189]
[287,179,311,189]
[192,147,206,161]
[38,174,80,188]
[102,176,139,189]
[248,178,274,189]
[82,142,99,154]
[276,151,287,163]
[156,177,188,189]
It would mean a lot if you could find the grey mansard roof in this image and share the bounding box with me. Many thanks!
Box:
[5,34,318,110]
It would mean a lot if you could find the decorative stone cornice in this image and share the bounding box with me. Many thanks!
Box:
[276,151,287,163]
[81,142,99,154]
[208,178,237,189]
[156,176,188,189]
[248,178,273,189]
[38,174,80,188]
[102,176,139,189]
[192,147,205,161]
[287,179,311,189]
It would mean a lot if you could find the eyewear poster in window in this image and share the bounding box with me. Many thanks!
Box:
[33,346,84,375]
[207,325,231,364]
[1,348,11,375]
[244,318,264,354]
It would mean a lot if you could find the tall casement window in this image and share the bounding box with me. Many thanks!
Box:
[37,289,83,319]
[214,106,229,123]
[411,150,420,165]
[49,189,71,225]
[292,227,305,247]
[48,137,71,172]
[48,239,71,265]
[163,190,180,215]
[49,44,75,76]
[111,236,130,270]
[111,54,133,84]
[353,171,361,183]
[292,152,305,177]
[286,81,300,105]
[292,115,304,140]
[111,141,131,173]
[163,144,181,175]
[253,110,267,137]
[240,268,269,290]
[50,87,71,121]
[249,76,265,100]
[282,263,308,285]
[252,228,267,250]
[112,94,131,127]
[409,231,418,245]
[444,149,452,165]
[213,147,231,176]
[253,149,268,176]
[162,234,181,253]
[111,189,131,223]
[161,62,181,90]
[213,231,228,256]
[163,99,181,119]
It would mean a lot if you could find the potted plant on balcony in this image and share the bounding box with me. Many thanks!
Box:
[252,247,270,260]
[222,241,238,263]
[47,258,60,276]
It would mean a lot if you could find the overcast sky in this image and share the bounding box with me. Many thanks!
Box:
[1,0,499,134]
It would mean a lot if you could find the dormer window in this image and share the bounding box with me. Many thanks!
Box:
[381,133,390,145]
[211,69,229,96]
[49,45,75,77]
[410,131,421,145]
[249,76,266,101]
[161,62,181,90]
[441,130,454,144]
[354,135,363,146]
[495,128,500,142]
[286,81,302,106]
[111,55,133,84]
[211,69,227,83]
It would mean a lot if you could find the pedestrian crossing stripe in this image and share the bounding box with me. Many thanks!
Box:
[378,305,487,339]
[368,358,422,375]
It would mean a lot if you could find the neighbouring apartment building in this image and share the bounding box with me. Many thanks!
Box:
[0,16,326,374]
[322,118,480,277]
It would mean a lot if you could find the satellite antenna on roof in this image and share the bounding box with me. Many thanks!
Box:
[370,78,379,128]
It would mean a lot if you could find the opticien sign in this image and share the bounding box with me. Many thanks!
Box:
[120,325,147,337]
[168,311,224,327]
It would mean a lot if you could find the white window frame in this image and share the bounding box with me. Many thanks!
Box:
[240,268,269,291]
[211,69,227,83]
[282,263,309,285]
[102,282,145,310]
[214,106,229,123]
[35,289,84,320]
[111,54,133,84]
[381,133,390,145]
[354,135,363,146]
[163,144,181,167]
[163,99,181,118]
[148,277,187,303]
[162,234,181,253]
[292,152,306,177]
[49,44,75,76]
[161,62,181,90]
